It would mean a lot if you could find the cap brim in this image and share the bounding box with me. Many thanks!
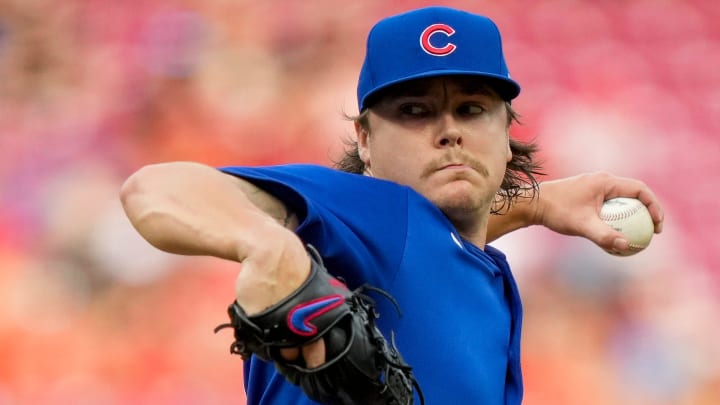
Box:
[361,70,521,110]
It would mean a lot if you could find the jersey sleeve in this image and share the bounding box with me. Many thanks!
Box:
[219,164,410,289]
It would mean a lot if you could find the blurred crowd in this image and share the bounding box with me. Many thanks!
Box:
[0,0,718,404]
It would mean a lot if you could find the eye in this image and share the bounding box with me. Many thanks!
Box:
[399,103,430,117]
[457,103,485,115]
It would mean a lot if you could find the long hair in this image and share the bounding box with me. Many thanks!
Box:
[333,103,544,214]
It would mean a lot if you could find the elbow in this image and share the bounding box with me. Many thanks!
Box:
[120,163,188,254]
[119,164,173,234]
[120,165,154,213]
[119,168,143,214]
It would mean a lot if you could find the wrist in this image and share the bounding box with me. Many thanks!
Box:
[508,187,543,229]
[235,224,311,314]
[487,190,539,243]
[528,184,545,227]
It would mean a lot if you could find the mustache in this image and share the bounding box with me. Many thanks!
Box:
[420,153,489,179]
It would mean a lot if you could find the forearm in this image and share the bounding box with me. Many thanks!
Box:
[487,173,664,251]
[121,162,275,260]
[486,193,537,243]
[120,161,311,313]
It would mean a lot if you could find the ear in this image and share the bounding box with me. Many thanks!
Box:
[355,121,371,166]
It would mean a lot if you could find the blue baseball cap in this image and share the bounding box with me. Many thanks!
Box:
[357,6,520,110]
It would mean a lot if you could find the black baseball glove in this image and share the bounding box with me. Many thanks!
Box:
[214,245,423,405]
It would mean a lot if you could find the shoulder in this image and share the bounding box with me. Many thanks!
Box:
[221,164,347,180]
[220,164,413,203]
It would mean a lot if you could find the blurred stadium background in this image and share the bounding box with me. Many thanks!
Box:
[1,0,718,404]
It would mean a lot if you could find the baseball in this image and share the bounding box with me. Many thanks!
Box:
[600,197,654,256]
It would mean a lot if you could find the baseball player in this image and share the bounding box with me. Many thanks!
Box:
[120,6,664,405]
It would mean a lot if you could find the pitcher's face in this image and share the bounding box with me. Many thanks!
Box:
[358,77,512,220]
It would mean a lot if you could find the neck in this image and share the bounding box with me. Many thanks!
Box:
[448,211,489,248]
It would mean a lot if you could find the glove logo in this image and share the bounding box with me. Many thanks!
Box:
[288,295,344,336]
[420,23,456,56]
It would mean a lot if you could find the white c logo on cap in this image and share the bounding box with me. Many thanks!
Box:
[420,24,456,56]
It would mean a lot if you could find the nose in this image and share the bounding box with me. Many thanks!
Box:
[435,112,463,148]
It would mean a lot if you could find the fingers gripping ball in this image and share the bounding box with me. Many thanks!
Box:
[215,245,423,405]
[600,197,654,256]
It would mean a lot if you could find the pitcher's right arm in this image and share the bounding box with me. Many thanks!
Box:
[119,161,310,315]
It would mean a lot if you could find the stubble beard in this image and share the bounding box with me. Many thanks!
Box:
[431,173,495,228]
[421,151,495,218]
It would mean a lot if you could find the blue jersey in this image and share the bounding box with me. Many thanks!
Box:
[220,164,524,405]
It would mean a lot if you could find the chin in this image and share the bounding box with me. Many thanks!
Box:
[430,183,488,216]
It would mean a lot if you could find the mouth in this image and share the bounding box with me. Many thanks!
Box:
[425,162,477,181]
[421,155,489,179]
[439,163,470,170]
